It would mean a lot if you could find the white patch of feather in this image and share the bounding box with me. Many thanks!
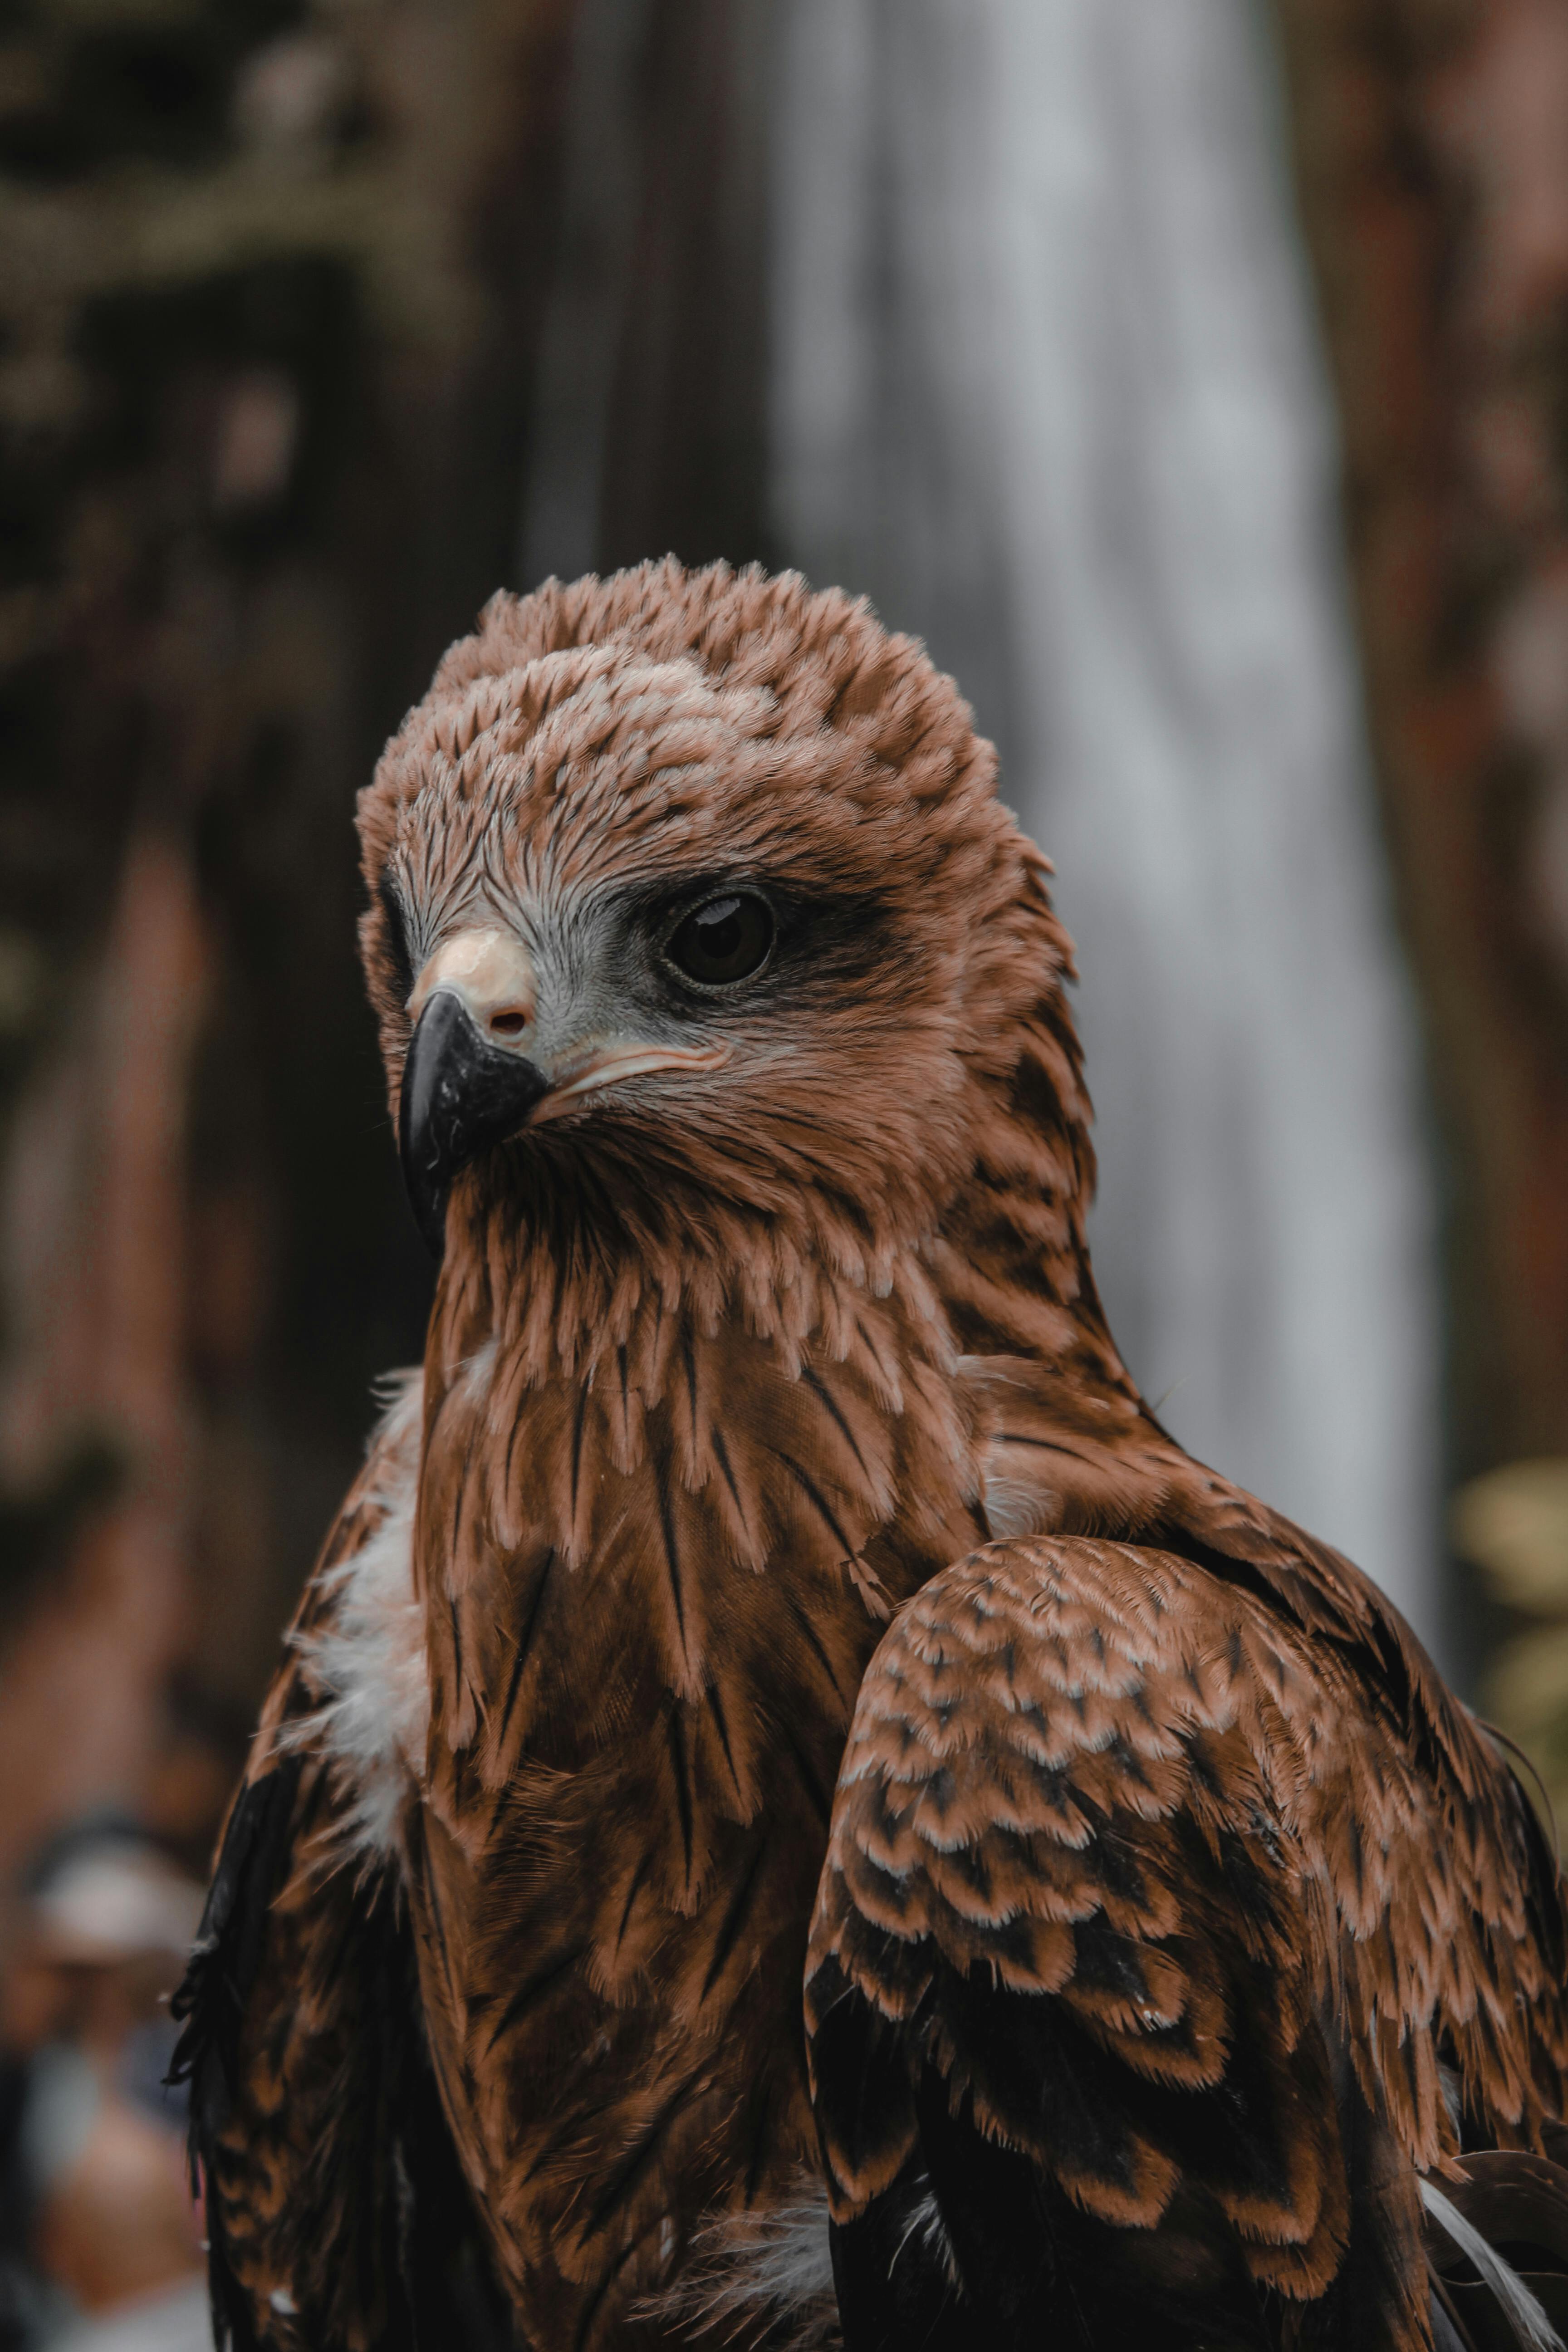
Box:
[1421,2180,1563,2352]
[889,2187,960,2290]
[981,1467,1057,1541]
[642,2192,839,2347]
[283,1372,427,1860]
[1439,2064,1465,2141]
[955,1353,1024,1386]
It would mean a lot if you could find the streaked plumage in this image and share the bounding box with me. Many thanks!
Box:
[176,561,1568,2351]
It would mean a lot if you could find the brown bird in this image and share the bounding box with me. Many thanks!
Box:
[175,560,1568,2352]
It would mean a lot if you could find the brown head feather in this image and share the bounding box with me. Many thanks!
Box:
[357,559,1102,1382]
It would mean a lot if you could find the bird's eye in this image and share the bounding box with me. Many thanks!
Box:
[666,893,774,986]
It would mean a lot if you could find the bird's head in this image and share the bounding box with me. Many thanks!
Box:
[358,562,1088,1344]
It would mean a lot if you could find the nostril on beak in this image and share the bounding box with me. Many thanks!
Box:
[489,1008,529,1039]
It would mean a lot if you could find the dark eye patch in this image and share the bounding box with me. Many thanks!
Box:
[623,872,897,1010]
[378,875,415,1004]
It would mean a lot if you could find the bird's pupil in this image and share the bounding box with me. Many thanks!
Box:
[668,892,772,985]
[699,902,741,958]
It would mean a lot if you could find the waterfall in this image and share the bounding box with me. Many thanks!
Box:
[769,0,1441,1647]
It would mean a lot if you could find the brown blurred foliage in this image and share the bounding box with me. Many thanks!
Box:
[0,0,579,1877]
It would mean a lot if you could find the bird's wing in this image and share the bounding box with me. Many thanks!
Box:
[960,1357,1568,2151]
[805,1536,1562,2352]
[170,1387,510,2352]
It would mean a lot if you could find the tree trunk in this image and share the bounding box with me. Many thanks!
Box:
[1275,0,1568,1482]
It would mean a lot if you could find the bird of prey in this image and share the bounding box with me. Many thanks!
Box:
[176,561,1568,2352]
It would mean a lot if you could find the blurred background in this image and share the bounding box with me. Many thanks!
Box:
[1,0,1568,2336]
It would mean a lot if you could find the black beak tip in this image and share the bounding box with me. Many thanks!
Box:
[397,991,550,1261]
[402,1157,452,1264]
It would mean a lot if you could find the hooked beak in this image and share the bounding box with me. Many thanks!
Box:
[400,927,547,1258]
[397,922,733,1258]
[399,991,549,1259]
